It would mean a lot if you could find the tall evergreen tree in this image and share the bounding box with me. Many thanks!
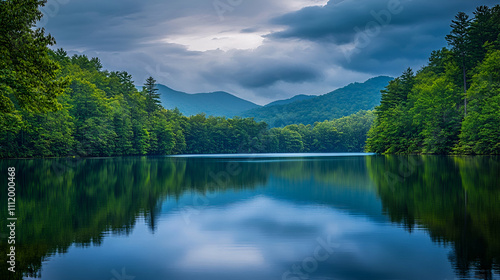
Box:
[446,12,471,115]
[143,76,161,114]
[468,6,495,66]
[377,68,414,113]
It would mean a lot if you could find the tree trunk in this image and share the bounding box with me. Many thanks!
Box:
[462,55,467,116]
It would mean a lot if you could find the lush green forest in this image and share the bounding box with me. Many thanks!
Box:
[366,5,500,155]
[0,45,376,159]
[2,1,499,158]
[0,45,375,158]
[0,0,375,158]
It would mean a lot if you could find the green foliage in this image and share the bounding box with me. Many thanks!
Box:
[367,4,500,155]
[267,110,375,153]
[0,49,377,159]
[411,73,462,154]
[143,76,161,114]
[446,12,471,55]
[0,0,68,114]
[276,127,304,153]
[455,50,500,154]
[0,50,182,158]
[467,6,500,67]
[3,44,380,158]
[366,70,417,154]
[0,0,70,157]
[182,114,269,154]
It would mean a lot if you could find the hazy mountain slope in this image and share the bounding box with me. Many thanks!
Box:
[152,84,261,117]
[264,94,316,107]
[241,76,393,127]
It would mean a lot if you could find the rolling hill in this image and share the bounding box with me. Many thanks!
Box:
[264,94,316,107]
[151,84,261,117]
[241,76,393,127]
[140,76,392,123]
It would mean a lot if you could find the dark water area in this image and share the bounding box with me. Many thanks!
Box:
[0,154,499,280]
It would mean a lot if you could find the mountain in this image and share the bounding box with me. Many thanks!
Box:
[264,94,316,107]
[140,77,392,122]
[241,76,393,127]
[150,84,261,117]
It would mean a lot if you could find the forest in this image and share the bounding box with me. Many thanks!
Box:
[1,2,499,158]
[0,46,375,159]
[366,5,500,155]
[0,0,375,158]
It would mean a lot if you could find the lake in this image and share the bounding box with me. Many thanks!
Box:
[1,154,499,280]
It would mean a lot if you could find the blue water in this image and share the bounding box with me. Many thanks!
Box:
[1,154,498,280]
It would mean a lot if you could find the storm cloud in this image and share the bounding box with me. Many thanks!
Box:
[39,0,497,104]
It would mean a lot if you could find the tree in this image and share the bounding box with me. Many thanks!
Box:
[311,122,341,152]
[0,0,67,114]
[446,12,471,115]
[148,112,175,155]
[143,76,161,114]
[70,54,103,72]
[467,6,497,66]
[378,68,414,113]
[366,69,416,154]
[367,5,500,155]
[411,73,462,154]
[277,128,303,153]
[455,50,500,154]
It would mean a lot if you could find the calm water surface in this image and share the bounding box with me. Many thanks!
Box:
[1,154,499,280]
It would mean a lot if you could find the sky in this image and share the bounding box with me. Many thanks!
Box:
[38,0,497,105]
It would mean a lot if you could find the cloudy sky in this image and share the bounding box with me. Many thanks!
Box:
[38,0,497,105]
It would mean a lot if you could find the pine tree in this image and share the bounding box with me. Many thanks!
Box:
[377,68,414,114]
[446,12,471,115]
[467,6,495,66]
[143,76,161,114]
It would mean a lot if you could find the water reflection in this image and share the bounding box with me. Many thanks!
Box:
[367,155,500,279]
[0,155,498,279]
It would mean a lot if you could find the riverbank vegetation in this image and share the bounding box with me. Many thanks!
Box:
[0,46,375,158]
[0,46,376,158]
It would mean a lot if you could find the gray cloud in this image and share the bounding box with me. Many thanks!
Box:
[265,0,498,74]
[269,0,484,43]
[201,51,323,88]
[40,0,499,104]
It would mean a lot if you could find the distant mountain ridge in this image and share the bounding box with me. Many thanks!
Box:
[264,94,316,107]
[150,84,261,117]
[141,76,392,123]
[241,76,393,127]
